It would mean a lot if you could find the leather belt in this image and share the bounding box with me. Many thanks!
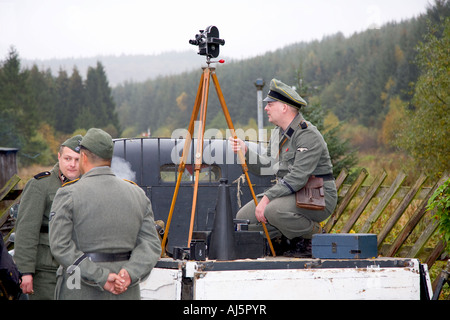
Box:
[85,252,131,262]
[314,173,334,181]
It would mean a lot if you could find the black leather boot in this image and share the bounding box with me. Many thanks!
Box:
[283,237,312,258]
[271,236,291,256]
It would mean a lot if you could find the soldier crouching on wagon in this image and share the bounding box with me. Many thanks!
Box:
[229,79,338,257]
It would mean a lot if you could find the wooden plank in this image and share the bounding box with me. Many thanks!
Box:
[335,169,348,191]
[341,170,387,233]
[377,172,428,247]
[359,171,407,233]
[407,218,439,258]
[424,240,446,269]
[432,258,450,294]
[0,196,21,228]
[385,174,449,257]
[324,168,368,233]
[0,174,21,201]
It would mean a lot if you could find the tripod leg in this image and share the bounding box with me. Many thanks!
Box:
[211,72,276,256]
[161,72,204,256]
[187,67,211,245]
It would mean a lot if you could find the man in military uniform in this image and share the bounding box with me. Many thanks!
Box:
[229,79,338,257]
[49,128,161,299]
[14,135,82,299]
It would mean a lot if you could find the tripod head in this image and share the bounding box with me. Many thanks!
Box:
[189,25,225,61]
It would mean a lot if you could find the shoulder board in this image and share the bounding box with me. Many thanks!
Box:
[34,171,51,180]
[123,179,138,186]
[299,120,308,130]
[62,178,79,187]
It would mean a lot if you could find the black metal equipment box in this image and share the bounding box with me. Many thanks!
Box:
[189,230,266,260]
[234,231,266,259]
[312,233,378,259]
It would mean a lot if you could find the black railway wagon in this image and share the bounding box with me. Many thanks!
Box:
[112,137,273,252]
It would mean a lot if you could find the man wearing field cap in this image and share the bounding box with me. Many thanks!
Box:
[229,79,337,257]
[49,128,161,299]
[15,135,82,299]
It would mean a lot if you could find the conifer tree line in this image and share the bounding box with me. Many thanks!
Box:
[0,51,119,165]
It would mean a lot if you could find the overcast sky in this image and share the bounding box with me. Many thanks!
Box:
[1,0,432,61]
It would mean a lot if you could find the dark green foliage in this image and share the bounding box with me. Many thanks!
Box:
[113,4,446,133]
[395,12,450,179]
[1,0,447,173]
[0,49,119,165]
[0,47,40,165]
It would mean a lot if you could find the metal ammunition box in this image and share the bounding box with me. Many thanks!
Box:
[312,233,378,259]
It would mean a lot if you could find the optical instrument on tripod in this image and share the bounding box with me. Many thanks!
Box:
[189,25,225,61]
[161,26,276,257]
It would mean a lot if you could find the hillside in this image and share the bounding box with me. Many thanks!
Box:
[112,15,431,135]
[18,4,444,134]
[22,50,208,87]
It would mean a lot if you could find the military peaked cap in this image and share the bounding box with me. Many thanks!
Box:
[263,79,307,109]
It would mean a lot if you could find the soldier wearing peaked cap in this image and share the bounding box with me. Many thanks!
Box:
[15,135,82,299]
[49,128,161,300]
[230,79,337,257]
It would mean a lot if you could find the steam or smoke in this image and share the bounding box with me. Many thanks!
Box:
[111,156,136,182]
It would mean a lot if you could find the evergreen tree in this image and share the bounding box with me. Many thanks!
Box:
[0,47,44,164]
[80,62,120,135]
[54,69,71,133]
[27,65,56,127]
[67,67,85,133]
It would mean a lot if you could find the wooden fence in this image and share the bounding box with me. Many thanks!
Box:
[0,175,21,248]
[2,169,448,261]
[325,169,448,269]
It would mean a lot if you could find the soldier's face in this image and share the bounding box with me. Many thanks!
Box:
[58,147,81,180]
[264,101,284,126]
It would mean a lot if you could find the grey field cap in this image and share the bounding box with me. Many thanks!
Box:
[61,135,83,153]
[80,128,113,160]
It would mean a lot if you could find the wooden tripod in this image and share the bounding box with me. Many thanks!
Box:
[160,64,276,257]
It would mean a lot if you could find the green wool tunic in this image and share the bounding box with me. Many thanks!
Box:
[49,166,161,300]
[238,113,338,239]
[14,163,64,299]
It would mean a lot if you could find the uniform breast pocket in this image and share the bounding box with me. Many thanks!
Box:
[280,150,295,171]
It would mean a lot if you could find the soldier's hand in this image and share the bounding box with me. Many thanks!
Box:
[20,274,34,295]
[104,273,122,294]
[228,137,247,154]
[255,195,269,223]
[114,268,131,293]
